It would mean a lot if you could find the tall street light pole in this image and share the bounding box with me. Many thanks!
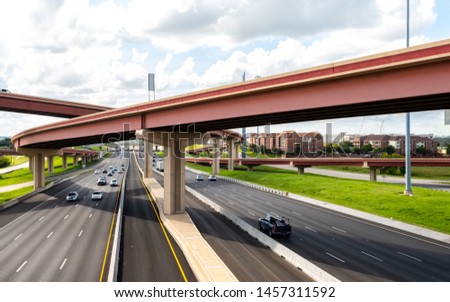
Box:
[404,0,413,196]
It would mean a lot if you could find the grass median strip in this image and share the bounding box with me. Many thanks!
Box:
[187,163,450,235]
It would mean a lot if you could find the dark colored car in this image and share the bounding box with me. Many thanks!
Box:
[258,213,292,237]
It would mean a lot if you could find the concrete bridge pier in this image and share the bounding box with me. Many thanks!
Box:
[226,138,240,171]
[18,148,63,189]
[144,140,154,178]
[62,155,68,170]
[294,165,311,175]
[369,167,378,182]
[47,156,54,174]
[137,129,202,215]
[211,138,220,175]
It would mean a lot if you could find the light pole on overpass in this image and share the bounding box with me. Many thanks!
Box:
[404,0,413,196]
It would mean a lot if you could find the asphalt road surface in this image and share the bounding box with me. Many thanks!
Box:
[137,155,312,281]
[0,157,125,281]
[185,169,450,281]
[118,155,196,282]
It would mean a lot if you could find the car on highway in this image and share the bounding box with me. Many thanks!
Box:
[208,175,217,181]
[107,171,113,176]
[66,191,79,202]
[258,213,292,237]
[97,177,107,186]
[195,175,204,181]
[102,169,108,174]
[110,179,118,186]
[91,191,103,200]
[94,170,100,174]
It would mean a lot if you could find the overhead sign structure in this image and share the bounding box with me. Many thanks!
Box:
[148,73,155,101]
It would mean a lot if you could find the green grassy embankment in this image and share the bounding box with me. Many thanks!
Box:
[187,163,450,235]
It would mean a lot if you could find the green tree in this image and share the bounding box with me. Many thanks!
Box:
[0,157,11,168]
[361,143,373,154]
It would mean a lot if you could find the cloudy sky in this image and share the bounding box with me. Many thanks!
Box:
[1,0,449,138]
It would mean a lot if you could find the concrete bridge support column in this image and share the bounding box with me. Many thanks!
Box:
[62,155,68,170]
[212,139,220,175]
[297,166,305,175]
[33,154,45,189]
[227,139,235,171]
[369,167,378,182]
[73,155,78,167]
[28,156,34,172]
[47,156,54,174]
[164,135,188,214]
[18,149,63,190]
[144,140,154,178]
[82,156,87,168]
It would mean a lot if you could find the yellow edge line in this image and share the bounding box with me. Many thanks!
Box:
[133,153,189,282]
[99,180,121,282]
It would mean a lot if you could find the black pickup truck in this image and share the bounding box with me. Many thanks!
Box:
[258,213,292,237]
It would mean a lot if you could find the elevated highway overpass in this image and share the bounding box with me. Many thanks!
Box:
[11,39,450,214]
[186,157,450,181]
[0,92,111,118]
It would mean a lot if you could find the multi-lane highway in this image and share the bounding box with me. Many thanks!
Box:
[136,153,312,281]
[184,169,450,281]
[119,153,196,281]
[0,157,125,281]
[2,151,450,282]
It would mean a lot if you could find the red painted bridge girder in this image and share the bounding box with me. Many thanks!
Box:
[186,157,450,168]
[12,39,450,149]
[0,93,111,118]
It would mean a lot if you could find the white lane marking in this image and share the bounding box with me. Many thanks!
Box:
[14,233,23,241]
[89,213,93,219]
[64,214,69,220]
[228,201,235,206]
[0,197,54,231]
[75,204,79,208]
[38,216,45,222]
[16,261,27,273]
[59,258,67,270]
[96,202,99,207]
[326,252,345,263]
[398,251,423,262]
[292,211,302,216]
[47,232,53,239]
[361,251,383,262]
[264,201,273,205]
[332,226,347,233]
[248,211,256,217]
[55,205,59,209]
[78,230,83,237]
[305,226,317,233]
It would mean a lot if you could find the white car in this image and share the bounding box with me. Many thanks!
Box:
[91,191,103,200]
[110,179,118,187]
[208,175,217,181]
[66,191,79,202]
[195,175,204,181]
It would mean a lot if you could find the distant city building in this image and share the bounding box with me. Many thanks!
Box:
[350,134,438,155]
[249,130,324,155]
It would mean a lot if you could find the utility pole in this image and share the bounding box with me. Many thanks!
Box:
[404,0,413,196]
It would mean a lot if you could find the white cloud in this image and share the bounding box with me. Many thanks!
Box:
[0,0,445,137]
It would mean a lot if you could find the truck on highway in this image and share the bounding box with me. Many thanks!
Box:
[156,160,164,171]
[258,213,292,237]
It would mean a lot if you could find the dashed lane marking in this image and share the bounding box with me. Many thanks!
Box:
[326,252,345,263]
[16,261,27,273]
[361,251,383,262]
